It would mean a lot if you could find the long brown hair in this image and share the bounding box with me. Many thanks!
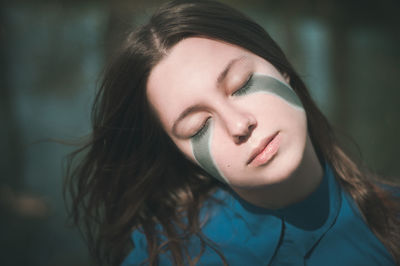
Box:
[64,1,400,265]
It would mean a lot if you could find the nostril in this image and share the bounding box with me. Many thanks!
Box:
[236,134,249,144]
[234,119,256,144]
[248,124,256,132]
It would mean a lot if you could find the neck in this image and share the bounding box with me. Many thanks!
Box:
[233,134,323,210]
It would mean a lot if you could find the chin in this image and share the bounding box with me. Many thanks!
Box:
[257,137,307,187]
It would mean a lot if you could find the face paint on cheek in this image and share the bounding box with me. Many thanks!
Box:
[190,120,229,184]
[237,73,304,110]
[190,74,301,184]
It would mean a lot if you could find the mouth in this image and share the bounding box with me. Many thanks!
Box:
[247,131,281,166]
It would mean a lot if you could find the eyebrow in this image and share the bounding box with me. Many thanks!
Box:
[171,56,246,135]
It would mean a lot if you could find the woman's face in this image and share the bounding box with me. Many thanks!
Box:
[147,37,308,190]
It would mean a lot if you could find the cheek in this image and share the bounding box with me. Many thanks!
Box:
[209,130,244,181]
[189,121,230,184]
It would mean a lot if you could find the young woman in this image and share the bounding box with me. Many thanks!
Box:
[65,1,400,265]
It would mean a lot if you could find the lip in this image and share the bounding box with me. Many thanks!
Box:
[247,131,281,166]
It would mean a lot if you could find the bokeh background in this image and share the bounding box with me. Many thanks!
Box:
[1,0,399,265]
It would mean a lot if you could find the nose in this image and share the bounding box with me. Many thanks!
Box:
[221,106,257,144]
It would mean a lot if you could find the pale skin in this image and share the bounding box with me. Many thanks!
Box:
[147,37,323,209]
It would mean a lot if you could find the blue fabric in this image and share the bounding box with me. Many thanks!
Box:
[122,164,395,265]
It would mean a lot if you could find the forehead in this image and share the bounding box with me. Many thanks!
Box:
[150,37,247,82]
[146,37,250,128]
[147,37,249,93]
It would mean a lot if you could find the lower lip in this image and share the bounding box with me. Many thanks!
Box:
[250,132,281,167]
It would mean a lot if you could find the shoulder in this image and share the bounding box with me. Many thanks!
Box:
[121,187,283,265]
[121,188,234,265]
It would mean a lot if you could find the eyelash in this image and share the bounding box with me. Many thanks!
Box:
[232,74,254,96]
[191,118,211,139]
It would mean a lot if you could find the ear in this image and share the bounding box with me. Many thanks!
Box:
[283,72,291,84]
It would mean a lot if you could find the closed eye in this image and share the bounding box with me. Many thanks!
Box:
[191,118,211,140]
[232,74,254,96]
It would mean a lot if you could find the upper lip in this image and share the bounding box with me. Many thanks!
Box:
[247,131,279,165]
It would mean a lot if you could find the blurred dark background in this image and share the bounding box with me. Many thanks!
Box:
[1,0,399,265]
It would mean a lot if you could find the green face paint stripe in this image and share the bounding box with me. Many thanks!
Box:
[190,74,302,183]
[243,74,303,109]
[190,120,228,183]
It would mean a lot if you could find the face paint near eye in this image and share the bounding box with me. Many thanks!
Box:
[190,120,229,183]
[238,74,303,110]
[190,74,303,184]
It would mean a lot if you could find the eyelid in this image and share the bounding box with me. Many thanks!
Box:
[190,117,211,139]
[232,73,254,96]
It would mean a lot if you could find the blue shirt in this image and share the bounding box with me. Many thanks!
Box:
[122,164,395,265]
